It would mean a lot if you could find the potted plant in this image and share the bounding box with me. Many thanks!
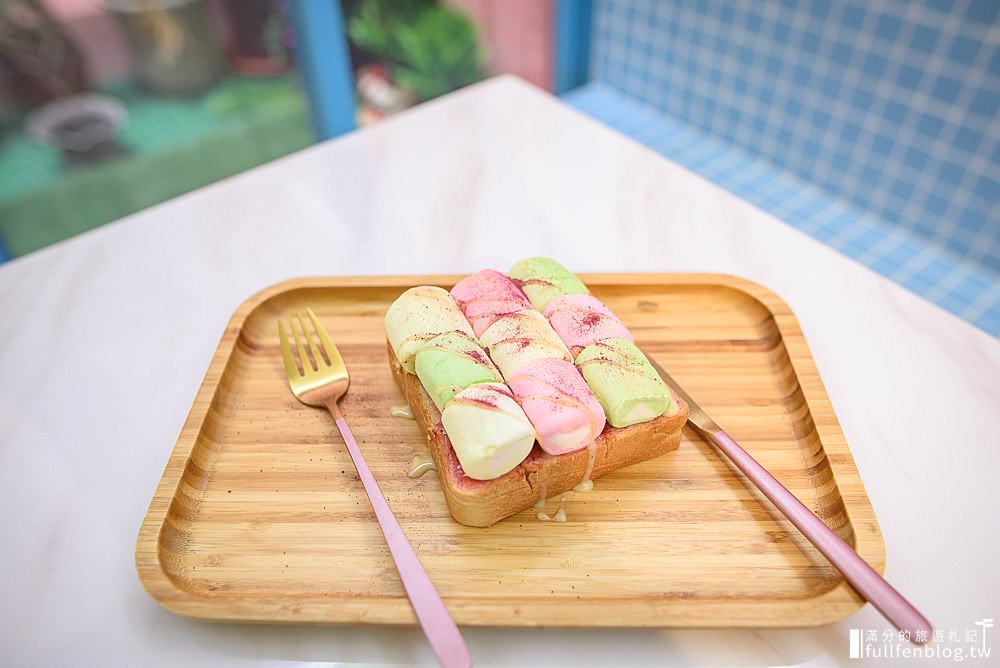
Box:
[345,0,486,122]
[25,92,127,166]
[0,0,89,105]
[1,1,127,166]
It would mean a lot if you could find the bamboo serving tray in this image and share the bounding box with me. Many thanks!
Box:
[136,274,884,627]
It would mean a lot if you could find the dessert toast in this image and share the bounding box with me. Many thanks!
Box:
[390,340,688,527]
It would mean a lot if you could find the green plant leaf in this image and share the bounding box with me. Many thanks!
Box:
[346,0,486,102]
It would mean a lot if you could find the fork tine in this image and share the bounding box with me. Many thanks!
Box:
[291,312,317,373]
[277,318,302,378]
[306,307,337,367]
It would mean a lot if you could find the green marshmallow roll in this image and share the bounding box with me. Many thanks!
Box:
[415,331,503,411]
[509,257,589,311]
[385,285,475,373]
[575,338,677,428]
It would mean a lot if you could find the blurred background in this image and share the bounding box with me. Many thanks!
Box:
[0,0,551,260]
[1,0,997,334]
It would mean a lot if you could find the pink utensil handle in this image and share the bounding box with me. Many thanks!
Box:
[334,415,471,668]
[709,429,932,642]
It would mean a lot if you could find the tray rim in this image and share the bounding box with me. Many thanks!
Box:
[135,272,885,627]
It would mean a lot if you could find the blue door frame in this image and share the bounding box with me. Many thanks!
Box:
[554,0,593,94]
[287,0,358,141]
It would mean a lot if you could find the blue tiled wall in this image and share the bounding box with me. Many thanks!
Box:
[585,0,999,330]
[565,81,1000,332]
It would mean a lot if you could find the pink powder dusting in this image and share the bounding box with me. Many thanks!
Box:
[543,294,633,354]
[451,269,531,336]
[507,357,606,454]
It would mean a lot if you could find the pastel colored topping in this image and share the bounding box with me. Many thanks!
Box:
[415,331,503,411]
[450,269,533,337]
[508,257,589,311]
[478,309,572,380]
[506,357,606,455]
[543,293,634,356]
[441,382,537,480]
[385,286,475,373]
[575,338,677,428]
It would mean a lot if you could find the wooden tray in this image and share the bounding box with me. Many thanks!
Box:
[136,274,884,627]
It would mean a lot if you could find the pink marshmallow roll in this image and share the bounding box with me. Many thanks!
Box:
[543,294,633,357]
[451,269,532,337]
[506,357,606,455]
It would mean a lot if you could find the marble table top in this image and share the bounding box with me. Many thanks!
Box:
[2,76,997,667]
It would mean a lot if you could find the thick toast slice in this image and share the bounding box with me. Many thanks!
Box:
[389,341,688,526]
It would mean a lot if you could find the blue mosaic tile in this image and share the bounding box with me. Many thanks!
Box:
[571,0,1000,335]
[563,82,1000,336]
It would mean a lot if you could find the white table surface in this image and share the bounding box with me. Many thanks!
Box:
[2,76,998,667]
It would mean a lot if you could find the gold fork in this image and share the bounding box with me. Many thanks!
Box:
[279,308,470,668]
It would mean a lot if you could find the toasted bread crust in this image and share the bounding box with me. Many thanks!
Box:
[389,341,687,526]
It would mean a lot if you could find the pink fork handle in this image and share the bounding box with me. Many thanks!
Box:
[709,429,932,642]
[332,415,471,668]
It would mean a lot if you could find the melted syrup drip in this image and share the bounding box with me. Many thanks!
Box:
[390,404,414,419]
[407,454,436,478]
[536,508,568,523]
[573,440,598,492]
